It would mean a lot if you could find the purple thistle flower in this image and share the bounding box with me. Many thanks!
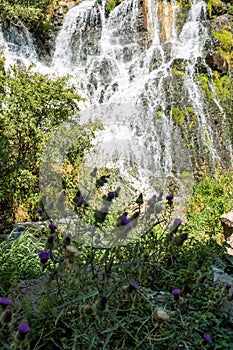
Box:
[0,297,12,308]
[172,289,181,300]
[166,194,174,201]
[49,223,57,233]
[38,251,51,264]
[225,284,231,290]
[166,194,174,205]
[129,279,139,291]
[79,198,85,204]
[47,235,54,244]
[172,289,181,295]
[203,333,213,343]
[107,191,115,201]
[18,323,30,336]
[36,208,43,214]
[180,233,188,241]
[147,276,153,283]
[118,212,132,227]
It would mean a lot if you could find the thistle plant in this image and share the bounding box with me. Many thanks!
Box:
[0,169,232,349]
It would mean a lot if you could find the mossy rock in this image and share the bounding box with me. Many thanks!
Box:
[172,106,186,126]
[206,0,228,18]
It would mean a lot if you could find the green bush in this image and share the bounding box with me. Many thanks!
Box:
[0,0,53,25]
[0,65,99,224]
[186,168,233,240]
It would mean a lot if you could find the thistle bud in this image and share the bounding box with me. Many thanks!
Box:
[95,296,108,311]
[1,310,12,324]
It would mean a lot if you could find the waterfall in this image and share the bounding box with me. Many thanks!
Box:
[0,21,37,69]
[1,0,232,195]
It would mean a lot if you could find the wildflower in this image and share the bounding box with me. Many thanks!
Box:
[95,296,108,311]
[1,310,12,323]
[147,276,153,283]
[107,191,115,200]
[64,234,71,246]
[166,194,173,201]
[94,206,108,224]
[73,191,88,208]
[49,223,57,233]
[96,175,110,188]
[100,296,108,309]
[153,309,170,323]
[46,235,54,249]
[172,289,181,300]
[17,323,30,340]
[166,194,174,205]
[200,274,207,283]
[47,235,54,244]
[203,333,213,343]
[135,193,143,205]
[36,208,43,214]
[225,284,231,290]
[0,297,12,308]
[117,212,132,227]
[38,251,51,264]
[180,233,188,241]
[129,279,139,291]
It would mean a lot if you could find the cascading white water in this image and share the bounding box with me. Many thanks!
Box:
[0,22,37,69]
[1,0,232,194]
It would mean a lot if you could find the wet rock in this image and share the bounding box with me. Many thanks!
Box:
[210,14,233,34]
[206,51,229,75]
[220,211,233,255]
[221,299,233,329]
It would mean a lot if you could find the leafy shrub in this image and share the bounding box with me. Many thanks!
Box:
[0,65,100,224]
[0,0,53,25]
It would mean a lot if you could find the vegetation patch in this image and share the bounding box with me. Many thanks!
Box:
[206,0,225,18]
[212,29,233,67]
[0,168,232,349]
[199,72,213,100]
[172,106,186,126]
